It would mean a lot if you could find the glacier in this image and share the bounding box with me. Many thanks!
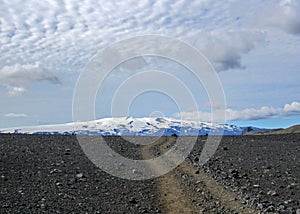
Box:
[0,117,262,136]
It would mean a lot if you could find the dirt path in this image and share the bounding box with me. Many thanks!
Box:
[141,137,198,213]
[141,136,256,214]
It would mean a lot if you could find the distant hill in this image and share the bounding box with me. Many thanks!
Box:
[243,125,300,135]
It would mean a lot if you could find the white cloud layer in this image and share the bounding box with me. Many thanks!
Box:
[175,102,300,121]
[0,0,263,75]
[0,0,218,71]
[4,113,28,118]
[257,0,300,35]
[0,63,61,95]
[1,0,297,83]
[1,0,298,77]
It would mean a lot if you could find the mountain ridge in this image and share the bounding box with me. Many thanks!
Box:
[0,117,263,136]
[243,124,300,135]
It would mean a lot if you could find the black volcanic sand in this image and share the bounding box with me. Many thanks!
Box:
[190,135,300,213]
[0,134,300,213]
[0,135,160,213]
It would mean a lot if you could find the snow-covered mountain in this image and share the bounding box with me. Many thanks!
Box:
[0,117,261,136]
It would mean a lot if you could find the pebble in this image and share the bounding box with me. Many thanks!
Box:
[278,204,286,210]
[50,169,61,174]
[257,203,264,209]
[263,205,275,212]
[1,175,8,181]
[129,197,137,204]
[76,173,83,178]
[2,204,10,208]
[181,174,188,179]
[55,182,62,187]
[267,190,278,196]
[64,149,71,155]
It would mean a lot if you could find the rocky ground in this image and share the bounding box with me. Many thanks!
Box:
[0,134,160,213]
[0,134,299,213]
[190,135,300,213]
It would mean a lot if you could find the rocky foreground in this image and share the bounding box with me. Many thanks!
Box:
[191,135,300,213]
[0,134,299,213]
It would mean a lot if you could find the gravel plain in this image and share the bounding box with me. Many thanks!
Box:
[0,133,299,213]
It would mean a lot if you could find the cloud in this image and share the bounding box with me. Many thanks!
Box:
[0,0,235,74]
[0,0,299,130]
[0,63,61,95]
[0,0,297,76]
[4,113,28,118]
[174,101,300,121]
[284,101,300,112]
[194,30,265,71]
[257,0,300,35]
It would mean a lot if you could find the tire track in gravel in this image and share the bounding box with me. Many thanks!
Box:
[177,162,256,213]
[141,137,199,213]
[142,136,256,214]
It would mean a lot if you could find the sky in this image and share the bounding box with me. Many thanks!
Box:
[0,0,300,129]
